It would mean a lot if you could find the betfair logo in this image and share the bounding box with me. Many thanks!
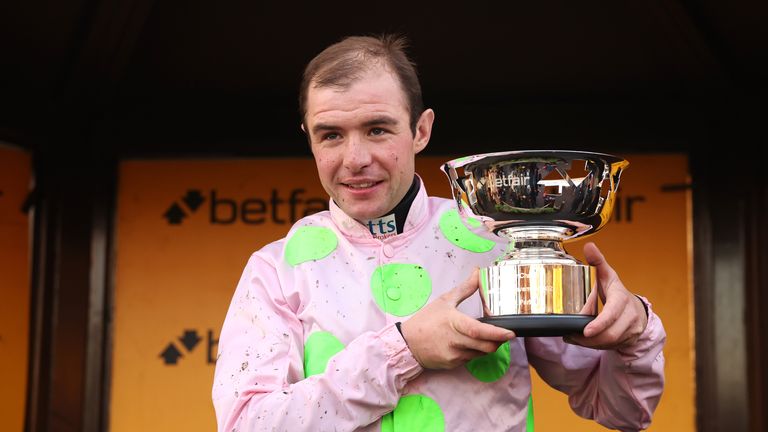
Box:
[163,189,328,225]
[494,175,530,187]
[159,329,219,366]
[164,190,205,224]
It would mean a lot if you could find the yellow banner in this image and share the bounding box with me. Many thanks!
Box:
[111,155,693,431]
[0,144,31,432]
[532,154,694,432]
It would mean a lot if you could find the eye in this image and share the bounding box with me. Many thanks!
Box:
[370,128,386,136]
[322,132,341,141]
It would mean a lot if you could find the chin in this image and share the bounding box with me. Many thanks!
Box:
[344,206,386,221]
[349,211,380,220]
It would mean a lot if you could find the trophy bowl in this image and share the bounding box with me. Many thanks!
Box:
[443,150,628,336]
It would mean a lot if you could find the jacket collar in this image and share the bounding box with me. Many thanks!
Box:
[329,175,429,241]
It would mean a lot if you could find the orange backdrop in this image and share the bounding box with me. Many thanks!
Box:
[112,155,693,431]
[0,145,31,432]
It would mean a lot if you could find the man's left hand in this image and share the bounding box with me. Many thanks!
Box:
[565,242,648,350]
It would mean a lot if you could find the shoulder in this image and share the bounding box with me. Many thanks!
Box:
[254,210,339,265]
[427,195,455,210]
[422,194,455,218]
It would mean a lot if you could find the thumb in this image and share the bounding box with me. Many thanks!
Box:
[583,242,618,303]
[445,268,480,306]
[583,242,606,264]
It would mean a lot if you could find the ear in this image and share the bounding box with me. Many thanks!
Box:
[301,122,314,148]
[413,108,435,154]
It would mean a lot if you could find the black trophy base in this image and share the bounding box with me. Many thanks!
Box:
[479,314,595,337]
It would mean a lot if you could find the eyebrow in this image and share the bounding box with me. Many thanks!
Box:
[311,123,338,135]
[362,116,399,128]
[310,116,400,135]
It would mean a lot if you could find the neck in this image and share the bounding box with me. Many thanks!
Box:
[360,176,420,239]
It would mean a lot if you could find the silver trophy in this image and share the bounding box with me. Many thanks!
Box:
[443,150,628,336]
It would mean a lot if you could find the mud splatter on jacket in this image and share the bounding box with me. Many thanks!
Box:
[213,181,665,431]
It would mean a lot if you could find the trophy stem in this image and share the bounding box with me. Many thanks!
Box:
[497,227,573,261]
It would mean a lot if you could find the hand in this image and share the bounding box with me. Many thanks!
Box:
[566,242,648,350]
[401,269,516,369]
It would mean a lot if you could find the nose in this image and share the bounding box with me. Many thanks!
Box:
[342,136,372,172]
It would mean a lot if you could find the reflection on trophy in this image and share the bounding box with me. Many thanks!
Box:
[443,150,628,336]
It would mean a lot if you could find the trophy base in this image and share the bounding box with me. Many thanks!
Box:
[479,314,594,337]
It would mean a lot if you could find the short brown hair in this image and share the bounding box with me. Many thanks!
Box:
[299,34,424,133]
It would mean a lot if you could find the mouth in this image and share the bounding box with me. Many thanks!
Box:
[341,180,383,190]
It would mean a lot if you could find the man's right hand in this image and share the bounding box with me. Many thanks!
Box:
[400,268,516,369]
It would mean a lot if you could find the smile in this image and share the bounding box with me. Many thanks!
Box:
[342,181,382,189]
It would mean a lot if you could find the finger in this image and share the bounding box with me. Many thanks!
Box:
[452,333,503,355]
[569,309,635,349]
[481,301,493,318]
[450,348,494,367]
[582,241,606,267]
[583,242,620,303]
[445,268,480,306]
[453,314,515,341]
[579,288,599,315]
[463,348,493,360]
[583,242,619,282]
[582,292,623,338]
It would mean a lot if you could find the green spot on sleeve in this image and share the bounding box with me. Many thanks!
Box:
[465,341,511,382]
[381,394,445,432]
[438,209,495,253]
[284,226,338,266]
[303,331,345,378]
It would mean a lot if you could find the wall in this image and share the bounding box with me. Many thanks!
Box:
[110,155,693,431]
[0,144,31,432]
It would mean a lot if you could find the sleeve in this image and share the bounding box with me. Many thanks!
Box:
[212,252,423,432]
[525,297,666,431]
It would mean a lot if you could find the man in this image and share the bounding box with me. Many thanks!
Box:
[212,35,665,431]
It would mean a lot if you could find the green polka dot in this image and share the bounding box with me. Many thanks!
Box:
[439,210,495,253]
[303,331,344,378]
[371,264,432,317]
[466,217,483,228]
[381,394,445,432]
[285,226,338,266]
[465,341,511,382]
[527,395,535,432]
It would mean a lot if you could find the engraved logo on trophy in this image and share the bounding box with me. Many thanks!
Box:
[443,151,628,336]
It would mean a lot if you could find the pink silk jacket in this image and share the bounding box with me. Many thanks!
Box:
[213,182,665,432]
